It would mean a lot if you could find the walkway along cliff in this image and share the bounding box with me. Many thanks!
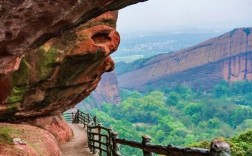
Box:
[64,109,231,156]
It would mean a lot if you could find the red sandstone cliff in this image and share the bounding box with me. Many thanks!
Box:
[0,0,147,155]
[118,28,252,91]
[0,0,146,119]
[79,72,120,110]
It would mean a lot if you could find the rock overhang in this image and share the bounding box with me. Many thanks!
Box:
[0,0,148,120]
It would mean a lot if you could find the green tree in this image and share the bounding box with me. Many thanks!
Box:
[166,91,180,106]
[213,81,231,97]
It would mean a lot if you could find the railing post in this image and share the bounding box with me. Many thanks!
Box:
[107,128,112,156]
[142,135,152,156]
[92,128,96,154]
[98,123,102,156]
[73,110,79,123]
[72,110,78,123]
[83,114,86,128]
[94,116,97,125]
[77,110,80,123]
[87,126,91,150]
[111,131,121,156]
[210,139,231,156]
[88,113,90,124]
[71,112,74,123]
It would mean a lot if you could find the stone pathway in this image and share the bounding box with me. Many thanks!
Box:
[60,124,95,156]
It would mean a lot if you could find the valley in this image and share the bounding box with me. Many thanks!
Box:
[78,28,252,155]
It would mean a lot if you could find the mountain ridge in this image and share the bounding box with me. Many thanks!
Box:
[118,27,252,91]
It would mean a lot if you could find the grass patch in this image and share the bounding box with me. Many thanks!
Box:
[0,127,13,145]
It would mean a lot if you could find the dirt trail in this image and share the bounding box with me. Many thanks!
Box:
[60,124,95,156]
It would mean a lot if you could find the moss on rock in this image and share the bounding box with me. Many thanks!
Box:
[12,58,31,86]
[36,47,58,81]
[7,57,30,104]
[7,87,26,103]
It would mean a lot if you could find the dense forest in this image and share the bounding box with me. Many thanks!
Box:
[85,81,252,155]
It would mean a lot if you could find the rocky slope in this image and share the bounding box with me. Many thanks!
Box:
[0,0,147,155]
[118,28,252,91]
[0,122,62,156]
[79,72,120,110]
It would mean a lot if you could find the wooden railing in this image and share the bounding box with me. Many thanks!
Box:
[64,109,109,155]
[87,124,113,156]
[63,109,100,127]
[63,109,231,156]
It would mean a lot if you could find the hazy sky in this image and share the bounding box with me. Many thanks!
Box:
[117,0,252,33]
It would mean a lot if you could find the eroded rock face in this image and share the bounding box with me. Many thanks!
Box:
[0,0,146,58]
[0,0,147,120]
[30,115,73,143]
[118,28,252,90]
[0,11,120,120]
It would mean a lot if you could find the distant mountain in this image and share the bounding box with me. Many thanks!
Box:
[118,28,252,91]
[112,31,222,63]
